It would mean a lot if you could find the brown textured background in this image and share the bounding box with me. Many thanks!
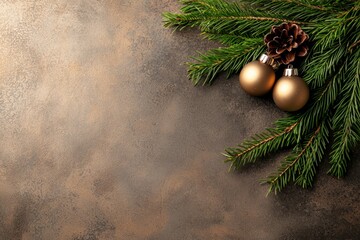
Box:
[0,1,359,239]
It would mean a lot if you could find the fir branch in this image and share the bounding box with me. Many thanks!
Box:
[295,119,330,188]
[295,0,357,10]
[265,119,329,194]
[163,13,304,33]
[302,46,348,88]
[310,8,359,53]
[267,127,321,192]
[292,61,346,138]
[260,0,357,11]
[242,0,334,21]
[224,119,298,169]
[279,0,328,11]
[187,39,265,85]
[163,0,305,37]
[328,50,360,177]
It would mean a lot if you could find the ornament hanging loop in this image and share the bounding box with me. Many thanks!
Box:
[259,54,275,66]
[284,64,299,76]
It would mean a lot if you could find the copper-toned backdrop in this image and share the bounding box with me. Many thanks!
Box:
[0,1,359,239]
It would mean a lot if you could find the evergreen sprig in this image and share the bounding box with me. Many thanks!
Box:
[264,119,330,194]
[163,0,360,193]
[329,50,360,177]
[188,39,265,85]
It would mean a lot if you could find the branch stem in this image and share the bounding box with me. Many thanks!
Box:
[270,126,321,184]
[175,15,306,24]
[279,0,328,11]
[235,122,298,158]
[349,40,360,51]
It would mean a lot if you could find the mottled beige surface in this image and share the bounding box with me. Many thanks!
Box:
[0,1,359,239]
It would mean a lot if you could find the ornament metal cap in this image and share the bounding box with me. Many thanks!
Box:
[284,64,299,76]
[259,54,275,66]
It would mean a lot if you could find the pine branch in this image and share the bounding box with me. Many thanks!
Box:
[302,46,348,88]
[272,0,329,11]
[265,119,329,194]
[163,0,305,37]
[272,0,357,11]
[241,0,335,21]
[224,119,298,169]
[328,50,360,177]
[295,119,330,188]
[310,8,359,52]
[292,62,344,138]
[188,39,265,85]
[163,12,303,34]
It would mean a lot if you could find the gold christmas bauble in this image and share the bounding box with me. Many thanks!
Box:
[272,75,309,112]
[239,60,275,96]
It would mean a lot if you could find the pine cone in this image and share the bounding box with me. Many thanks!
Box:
[264,23,309,65]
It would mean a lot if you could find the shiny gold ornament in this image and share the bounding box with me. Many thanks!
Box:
[239,54,276,96]
[272,66,309,112]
